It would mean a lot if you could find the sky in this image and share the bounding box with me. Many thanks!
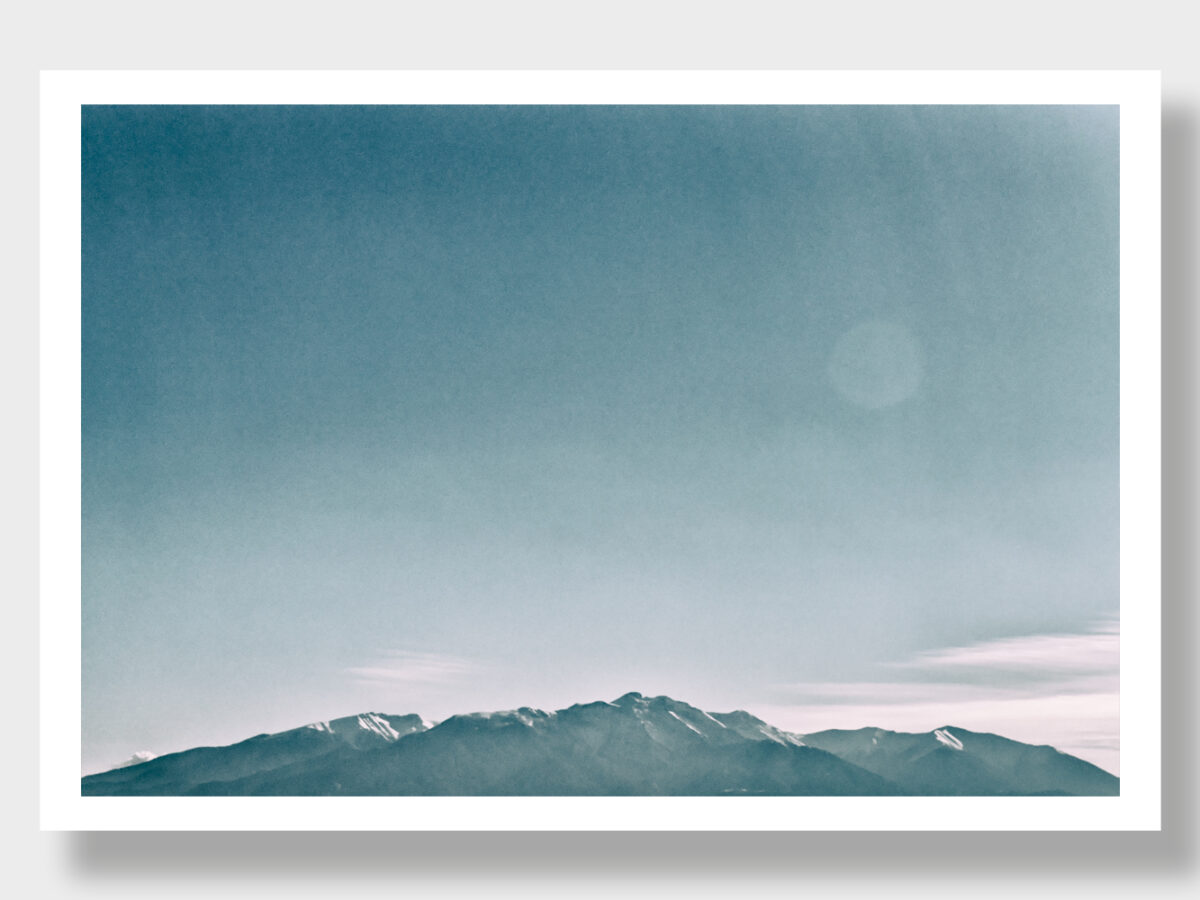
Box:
[82,105,1120,775]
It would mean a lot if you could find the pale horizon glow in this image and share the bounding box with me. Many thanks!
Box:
[754,618,1120,773]
[82,618,1121,776]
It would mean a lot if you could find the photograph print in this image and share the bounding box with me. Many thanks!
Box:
[80,100,1121,799]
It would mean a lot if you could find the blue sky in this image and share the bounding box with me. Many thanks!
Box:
[82,105,1119,773]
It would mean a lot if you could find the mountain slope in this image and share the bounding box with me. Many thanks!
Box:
[81,713,427,796]
[800,726,1119,796]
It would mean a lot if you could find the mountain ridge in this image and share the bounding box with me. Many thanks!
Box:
[81,693,1118,797]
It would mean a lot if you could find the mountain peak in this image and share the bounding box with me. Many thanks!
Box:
[303,712,428,747]
[436,706,551,731]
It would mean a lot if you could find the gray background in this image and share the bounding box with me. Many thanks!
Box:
[4,1,1196,897]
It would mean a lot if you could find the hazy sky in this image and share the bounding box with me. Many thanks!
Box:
[82,105,1119,774]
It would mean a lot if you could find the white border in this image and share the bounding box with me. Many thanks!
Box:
[40,70,1161,831]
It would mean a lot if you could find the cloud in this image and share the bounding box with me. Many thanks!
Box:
[106,750,157,772]
[888,617,1118,677]
[344,651,479,687]
[757,618,1120,774]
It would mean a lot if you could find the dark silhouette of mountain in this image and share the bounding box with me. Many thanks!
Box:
[800,726,1119,796]
[81,694,1118,796]
[81,713,427,796]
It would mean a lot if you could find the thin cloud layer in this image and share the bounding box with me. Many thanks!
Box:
[759,619,1119,774]
[890,618,1118,676]
[344,651,479,687]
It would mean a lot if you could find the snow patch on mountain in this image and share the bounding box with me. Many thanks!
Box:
[711,709,806,746]
[357,713,402,741]
[699,710,728,728]
[934,728,964,751]
[669,710,704,735]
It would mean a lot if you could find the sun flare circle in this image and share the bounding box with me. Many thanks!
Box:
[827,319,923,409]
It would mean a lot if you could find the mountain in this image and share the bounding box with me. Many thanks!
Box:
[81,712,427,796]
[800,726,1119,796]
[81,694,1118,796]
